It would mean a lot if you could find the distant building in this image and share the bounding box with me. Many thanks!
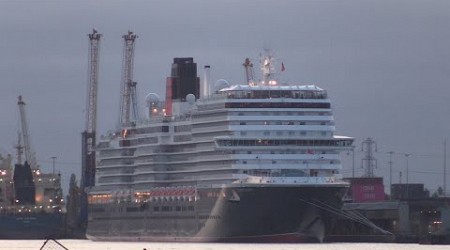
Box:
[391,184,429,200]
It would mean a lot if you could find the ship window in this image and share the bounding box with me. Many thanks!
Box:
[300,131,306,136]
[243,161,247,164]
[264,131,270,136]
[240,122,246,125]
[176,206,181,211]
[300,122,305,125]
[188,206,194,211]
[162,126,169,132]
[153,206,159,212]
[289,131,295,136]
[240,131,247,136]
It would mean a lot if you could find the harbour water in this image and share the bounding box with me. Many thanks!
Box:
[0,240,448,250]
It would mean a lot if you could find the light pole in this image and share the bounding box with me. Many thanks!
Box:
[405,154,410,198]
[387,151,394,199]
[351,145,355,178]
[444,139,447,197]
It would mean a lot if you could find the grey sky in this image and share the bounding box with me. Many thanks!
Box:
[0,0,449,195]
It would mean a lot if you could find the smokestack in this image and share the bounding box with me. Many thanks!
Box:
[165,57,200,116]
[203,65,210,98]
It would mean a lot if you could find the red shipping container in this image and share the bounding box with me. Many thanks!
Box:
[350,177,385,203]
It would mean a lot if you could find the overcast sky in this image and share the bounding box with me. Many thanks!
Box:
[0,0,449,195]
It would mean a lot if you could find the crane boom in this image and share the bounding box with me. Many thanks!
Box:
[15,131,24,165]
[17,95,37,170]
[119,31,138,126]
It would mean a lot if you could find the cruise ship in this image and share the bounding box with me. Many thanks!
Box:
[86,53,353,242]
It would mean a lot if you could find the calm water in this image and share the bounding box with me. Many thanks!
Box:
[0,240,448,250]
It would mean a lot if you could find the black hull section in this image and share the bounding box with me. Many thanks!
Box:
[87,185,346,242]
[0,213,65,239]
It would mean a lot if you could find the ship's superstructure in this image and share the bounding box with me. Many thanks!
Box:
[86,52,353,242]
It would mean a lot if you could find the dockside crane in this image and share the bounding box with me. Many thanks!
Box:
[80,29,102,231]
[17,95,38,170]
[82,29,101,190]
[119,31,139,126]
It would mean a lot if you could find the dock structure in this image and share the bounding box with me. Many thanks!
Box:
[326,180,450,244]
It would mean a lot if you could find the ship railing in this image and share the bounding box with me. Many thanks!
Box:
[239,176,344,185]
[212,89,328,100]
[136,113,192,126]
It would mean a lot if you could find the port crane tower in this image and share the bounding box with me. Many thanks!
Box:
[82,29,101,190]
[80,29,102,231]
[119,31,139,126]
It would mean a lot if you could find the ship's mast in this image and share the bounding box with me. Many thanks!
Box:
[260,50,276,85]
[119,31,138,126]
[17,95,38,170]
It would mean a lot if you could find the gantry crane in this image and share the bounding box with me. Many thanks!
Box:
[82,29,101,190]
[17,95,38,170]
[119,31,139,126]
